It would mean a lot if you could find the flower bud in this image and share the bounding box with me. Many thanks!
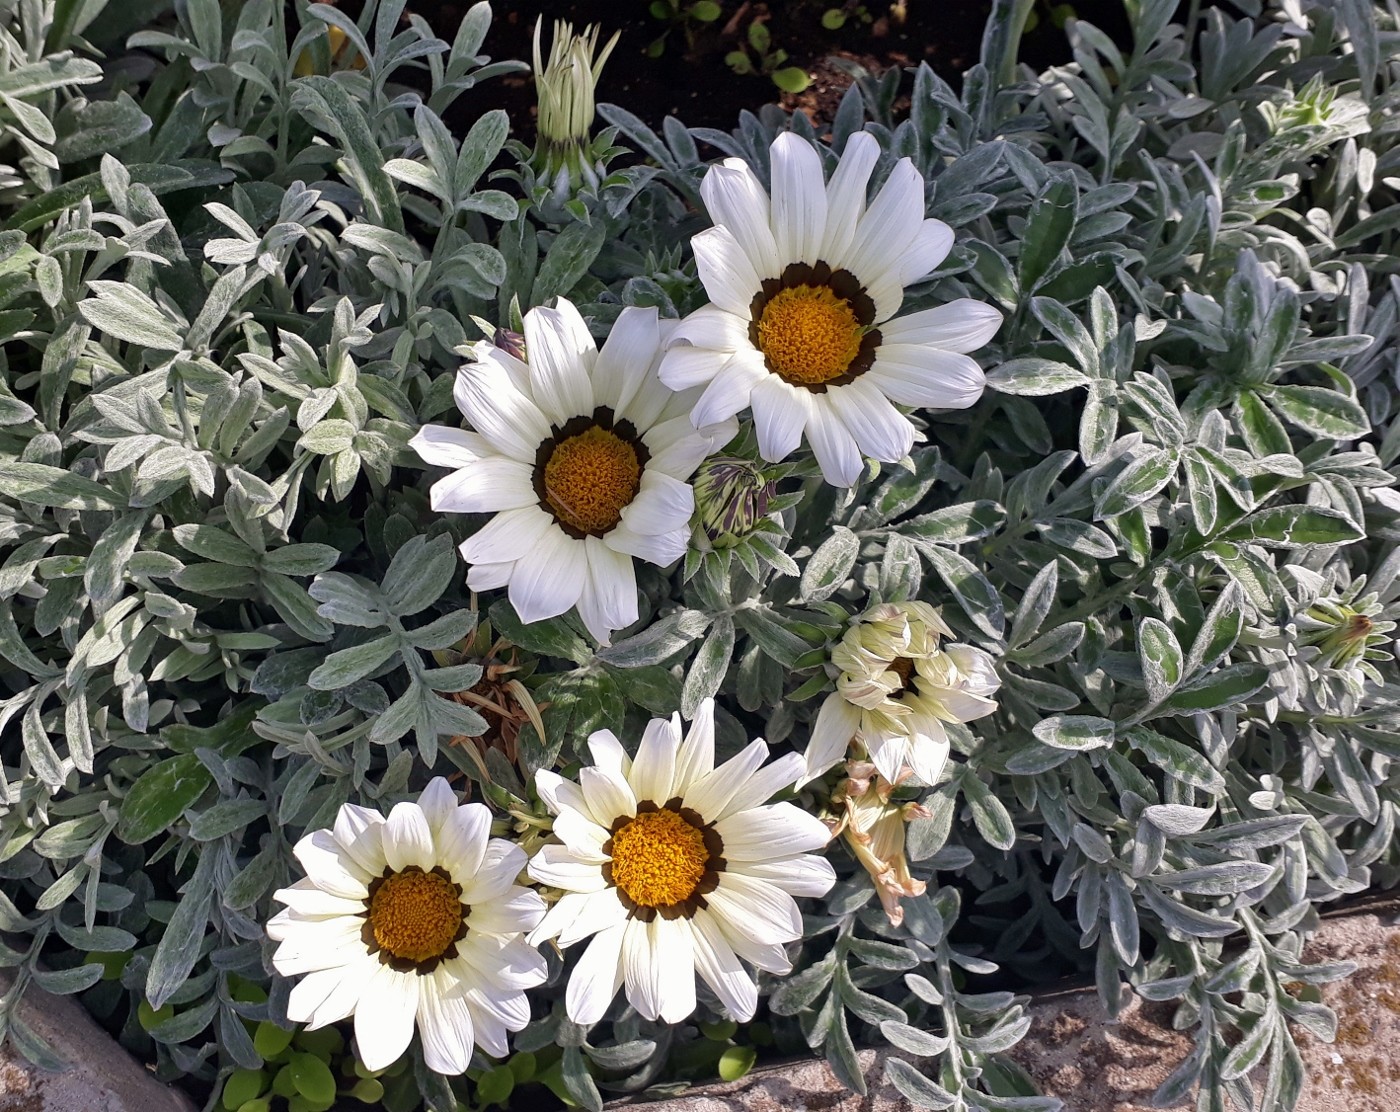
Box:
[530,19,619,202]
[692,457,776,547]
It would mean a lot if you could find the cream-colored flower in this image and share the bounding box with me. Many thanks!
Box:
[805,603,999,785]
[267,779,547,1074]
[828,764,928,927]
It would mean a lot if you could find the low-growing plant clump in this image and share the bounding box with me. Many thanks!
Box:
[2,1,1399,1111]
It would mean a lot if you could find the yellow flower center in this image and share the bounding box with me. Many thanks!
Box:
[756,284,864,386]
[543,424,641,536]
[609,808,710,909]
[367,867,463,964]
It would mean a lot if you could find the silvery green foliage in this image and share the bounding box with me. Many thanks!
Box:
[0,0,1398,1110]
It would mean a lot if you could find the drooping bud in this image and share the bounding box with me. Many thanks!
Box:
[530,19,619,202]
[692,457,776,547]
[828,770,928,928]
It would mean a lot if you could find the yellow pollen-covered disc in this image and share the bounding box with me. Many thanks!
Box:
[756,284,864,386]
[368,867,462,963]
[609,808,710,908]
[543,425,642,535]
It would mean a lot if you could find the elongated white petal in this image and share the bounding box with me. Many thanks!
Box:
[552,806,610,863]
[332,804,386,875]
[898,218,955,286]
[822,131,881,264]
[867,345,988,410]
[458,839,528,903]
[453,358,550,463]
[410,425,490,469]
[508,525,587,625]
[460,506,555,566]
[429,458,536,514]
[618,471,693,539]
[556,888,629,949]
[804,693,861,782]
[700,162,780,279]
[716,802,834,861]
[577,537,639,646]
[416,778,458,838]
[642,415,717,480]
[658,344,731,392]
[674,700,716,792]
[879,299,1003,352]
[630,714,680,804]
[437,802,491,884]
[293,829,370,899]
[462,990,509,1059]
[354,965,419,1072]
[290,957,374,1029]
[739,855,837,898]
[587,729,631,777]
[906,734,951,785]
[750,374,813,463]
[692,225,764,317]
[804,400,864,487]
[605,523,689,567]
[681,737,770,820]
[417,972,474,1074]
[668,304,750,354]
[867,730,910,785]
[690,913,759,1021]
[271,879,365,920]
[770,132,828,266]
[690,351,768,429]
[652,917,698,1024]
[842,158,926,292]
[706,873,803,946]
[524,300,596,426]
[383,802,435,873]
[466,560,513,591]
[565,921,627,1025]
[580,766,637,827]
[826,378,915,464]
[597,305,661,420]
[468,887,548,937]
[712,751,806,822]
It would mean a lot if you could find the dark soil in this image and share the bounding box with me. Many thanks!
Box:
[423,0,1137,141]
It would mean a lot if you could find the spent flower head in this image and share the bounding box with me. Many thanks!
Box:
[828,765,928,928]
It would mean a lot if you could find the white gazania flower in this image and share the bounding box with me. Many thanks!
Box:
[660,131,1003,487]
[410,300,734,645]
[268,779,547,1074]
[806,603,1001,785]
[527,699,836,1025]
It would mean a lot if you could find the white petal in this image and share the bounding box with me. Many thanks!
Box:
[690,913,758,1022]
[681,738,770,821]
[907,734,951,785]
[700,162,780,279]
[453,357,550,463]
[460,506,554,566]
[805,399,864,487]
[621,917,661,1021]
[288,960,368,1029]
[565,921,627,1026]
[555,887,629,949]
[867,345,987,410]
[749,374,813,463]
[740,855,837,898]
[429,458,536,514]
[270,920,365,973]
[804,693,861,782]
[458,839,528,903]
[587,729,631,778]
[712,751,806,821]
[528,844,609,893]
[553,806,610,863]
[706,873,803,946]
[692,225,764,317]
[272,879,365,920]
[536,769,586,816]
[716,802,834,861]
[437,802,491,883]
[841,158,926,292]
[827,378,915,464]
[416,778,458,837]
[822,131,881,264]
[667,304,749,354]
[382,802,435,873]
[878,300,1003,352]
[523,300,596,426]
[651,918,698,1024]
[466,560,513,590]
[868,731,910,785]
[453,935,548,992]
[331,804,385,876]
[674,701,715,793]
[508,526,586,625]
[597,306,663,421]
[658,344,730,392]
[898,218,955,286]
[605,524,689,567]
[713,916,793,974]
[353,965,419,1072]
[630,715,680,804]
[410,425,489,469]
[580,766,637,827]
[293,829,369,899]
[642,416,716,481]
[577,538,639,646]
[417,972,474,1074]
[462,988,511,1059]
[690,351,767,429]
[770,132,828,266]
[617,471,693,537]
[468,887,548,936]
